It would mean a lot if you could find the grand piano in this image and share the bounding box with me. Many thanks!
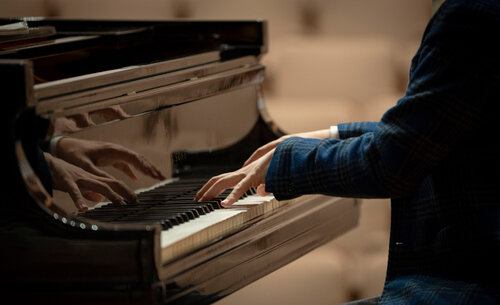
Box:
[1,18,359,304]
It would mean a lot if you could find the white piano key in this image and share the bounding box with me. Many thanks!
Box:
[161,194,281,262]
[161,209,245,247]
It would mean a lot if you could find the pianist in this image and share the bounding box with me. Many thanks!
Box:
[197,0,500,304]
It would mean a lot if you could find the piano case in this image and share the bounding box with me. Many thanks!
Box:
[0,19,359,305]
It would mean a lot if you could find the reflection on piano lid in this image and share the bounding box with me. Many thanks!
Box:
[1,19,359,305]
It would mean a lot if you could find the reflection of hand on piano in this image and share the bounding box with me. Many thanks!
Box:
[56,137,165,181]
[43,152,138,211]
[52,117,83,135]
[90,105,130,122]
[67,113,96,129]
[195,149,274,206]
[52,107,130,136]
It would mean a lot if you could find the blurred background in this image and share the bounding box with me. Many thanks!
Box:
[0,1,433,304]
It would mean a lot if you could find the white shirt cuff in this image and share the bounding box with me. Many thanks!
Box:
[49,136,65,157]
[329,126,339,139]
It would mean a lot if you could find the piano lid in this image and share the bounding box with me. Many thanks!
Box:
[1,18,273,215]
[0,18,268,83]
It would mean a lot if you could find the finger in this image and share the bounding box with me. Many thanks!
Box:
[145,160,166,180]
[65,180,89,212]
[153,166,166,180]
[83,191,105,203]
[195,175,221,201]
[111,106,130,119]
[123,154,160,179]
[113,161,137,180]
[256,184,271,196]
[91,106,130,121]
[102,178,138,203]
[69,113,95,128]
[78,178,126,205]
[199,174,244,202]
[79,158,138,203]
[221,178,253,206]
[243,147,269,167]
[102,149,164,180]
[81,160,115,180]
[243,140,280,167]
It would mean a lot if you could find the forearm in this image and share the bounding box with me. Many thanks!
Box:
[305,123,377,141]
[265,135,390,200]
[337,122,378,139]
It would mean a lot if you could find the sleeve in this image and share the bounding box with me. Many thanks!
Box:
[337,122,378,139]
[265,1,499,200]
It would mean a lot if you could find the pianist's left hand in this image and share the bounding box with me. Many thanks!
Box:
[43,152,138,211]
[195,149,275,207]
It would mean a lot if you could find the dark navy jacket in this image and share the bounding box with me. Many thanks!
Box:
[266,0,500,303]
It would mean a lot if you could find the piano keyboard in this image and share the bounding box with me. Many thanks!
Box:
[80,178,286,262]
[81,178,226,229]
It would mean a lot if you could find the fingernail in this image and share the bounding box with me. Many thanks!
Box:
[221,199,229,207]
[77,201,88,212]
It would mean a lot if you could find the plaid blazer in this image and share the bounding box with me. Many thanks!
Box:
[266,0,500,303]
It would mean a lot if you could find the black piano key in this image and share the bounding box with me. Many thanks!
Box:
[114,217,175,229]
[247,187,257,195]
[204,200,222,209]
[143,207,197,220]
[138,196,177,202]
[122,214,182,226]
[164,203,208,215]
[163,200,214,212]
[160,205,204,217]
[79,178,231,228]
[117,220,173,230]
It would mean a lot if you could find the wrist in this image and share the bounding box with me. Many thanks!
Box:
[329,126,339,139]
[49,135,65,158]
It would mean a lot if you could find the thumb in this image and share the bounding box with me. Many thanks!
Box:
[256,184,271,196]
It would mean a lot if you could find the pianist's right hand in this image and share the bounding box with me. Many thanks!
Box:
[196,129,332,206]
[196,148,274,207]
[43,152,138,211]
